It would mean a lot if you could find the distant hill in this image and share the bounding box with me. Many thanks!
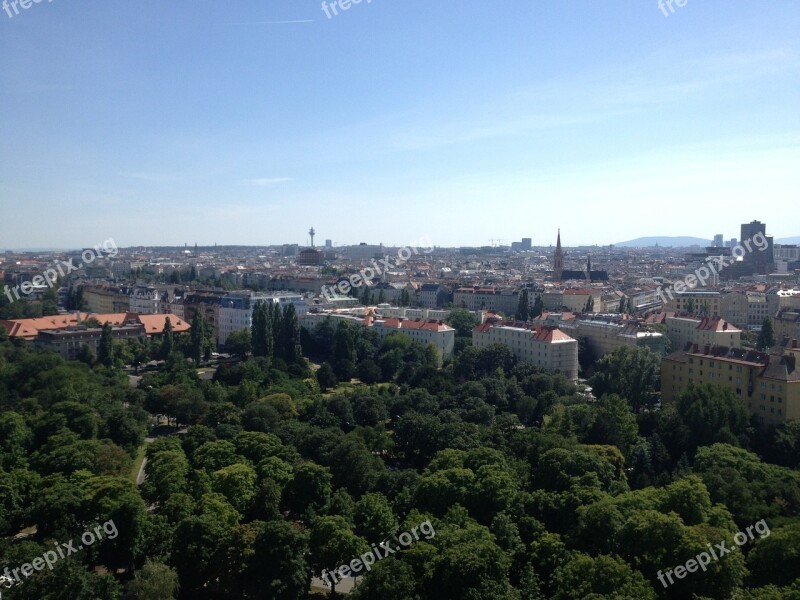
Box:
[615,236,711,248]
[776,237,800,245]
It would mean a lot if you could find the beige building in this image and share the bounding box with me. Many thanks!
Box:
[665,315,741,351]
[663,291,722,317]
[561,288,603,313]
[453,287,518,316]
[775,309,800,344]
[560,315,665,358]
[472,319,578,380]
[662,346,800,426]
[83,285,130,314]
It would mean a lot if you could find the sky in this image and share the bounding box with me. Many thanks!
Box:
[1,0,799,249]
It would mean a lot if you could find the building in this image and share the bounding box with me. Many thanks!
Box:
[521,238,532,251]
[775,308,800,343]
[372,318,454,365]
[184,290,229,342]
[83,285,131,314]
[560,314,665,358]
[418,283,447,309]
[663,291,722,317]
[472,319,579,380]
[300,310,455,364]
[218,292,307,347]
[661,345,800,426]
[35,324,146,361]
[453,286,518,316]
[713,234,724,247]
[1,312,189,343]
[664,315,741,351]
[129,286,162,314]
[297,248,323,266]
[553,230,564,280]
[561,288,603,313]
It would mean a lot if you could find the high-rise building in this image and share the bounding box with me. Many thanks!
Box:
[713,234,723,247]
[740,220,773,272]
[521,238,532,251]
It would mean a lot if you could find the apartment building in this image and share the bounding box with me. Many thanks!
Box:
[454,286,518,316]
[775,309,800,344]
[300,310,455,364]
[372,318,454,365]
[559,314,665,359]
[83,285,131,314]
[561,288,603,313]
[218,292,307,347]
[663,291,722,317]
[2,312,189,343]
[419,283,448,309]
[661,345,800,426]
[472,320,579,380]
[665,315,741,351]
[35,324,146,361]
[129,286,161,314]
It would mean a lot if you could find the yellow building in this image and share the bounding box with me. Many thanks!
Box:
[661,346,800,426]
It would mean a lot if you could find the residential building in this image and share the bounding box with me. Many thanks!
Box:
[663,291,722,317]
[218,292,307,347]
[661,345,800,426]
[775,309,800,343]
[472,319,579,380]
[129,286,161,314]
[665,315,741,350]
[35,324,146,361]
[560,314,665,358]
[372,317,454,365]
[453,286,518,316]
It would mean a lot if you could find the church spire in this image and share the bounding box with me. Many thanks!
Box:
[554,229,564,280]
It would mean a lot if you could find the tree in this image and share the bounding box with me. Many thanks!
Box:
[278,304,302,363]
[590,346,660,413]
[516,289,530,321]
[676,383,750,450]
[126,560,180,600]
[399,288,411,307]
[160,317,174,359]
[251,301,273,358]
[446,309,479,338]
[317,362,338,391]
[757,316,775,351]
[532,294,544,319]
[226,328,252,360]
[354,492,397,541]
[584,295,594,313]
[190,310,208,364]
[310,516,370,596]
[98,323,114,367]
[553,554,657,600]
[351,559,420,600]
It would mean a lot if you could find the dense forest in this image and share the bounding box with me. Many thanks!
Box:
[1,307,800,599]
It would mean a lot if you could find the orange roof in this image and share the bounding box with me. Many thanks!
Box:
[137,314,190,334]
[1,312,189,340]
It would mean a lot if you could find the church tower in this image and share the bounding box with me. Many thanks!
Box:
[554,229,564,280]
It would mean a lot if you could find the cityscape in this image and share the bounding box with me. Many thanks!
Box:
[2,2,800,600]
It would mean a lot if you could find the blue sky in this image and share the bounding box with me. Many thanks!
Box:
[1,0,798,249]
